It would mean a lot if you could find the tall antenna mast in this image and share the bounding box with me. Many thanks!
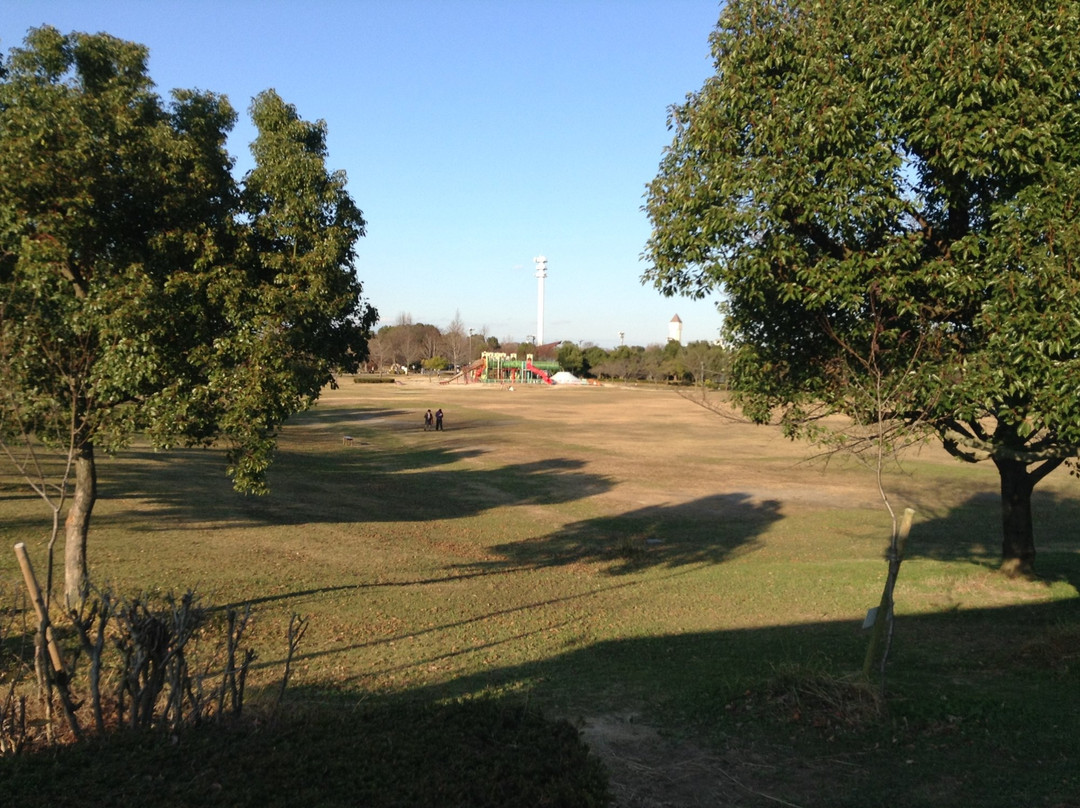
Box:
[533,255,547,346]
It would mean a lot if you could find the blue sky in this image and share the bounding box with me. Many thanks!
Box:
[3,0,725,348]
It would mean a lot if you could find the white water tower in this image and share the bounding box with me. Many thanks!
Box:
[534,255,547,346]
[668,313,683,344]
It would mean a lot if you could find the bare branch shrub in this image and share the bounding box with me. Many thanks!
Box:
[1,580,306,755]
[274,613,308,713]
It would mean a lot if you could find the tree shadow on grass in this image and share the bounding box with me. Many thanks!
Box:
[384,598,1079,808]
[290,406,412,428]
[5,598,1079,808]
[289,403,516,435]
[456,493,783,575]
[248,574,648,672]
[94,445,613,529]
[888,489,1080,589]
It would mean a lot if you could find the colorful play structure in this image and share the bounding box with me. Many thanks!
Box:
[441,352,560,385]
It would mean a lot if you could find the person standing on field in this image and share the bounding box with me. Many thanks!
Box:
[424,409,433,431]
[435,408,444,431]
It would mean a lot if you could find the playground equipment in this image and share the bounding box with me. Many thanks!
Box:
[439,357,485,385]
[440,352,559,385]
[525,360,554,384]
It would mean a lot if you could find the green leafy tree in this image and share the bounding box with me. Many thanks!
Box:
[556,341,586,375]
[659,340,690,384]
[582,345,608,376]
[0,28,376,606]
[643,0,1080,576]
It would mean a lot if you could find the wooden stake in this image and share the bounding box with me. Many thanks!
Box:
[14,542,65,674]
[862,508,914,681]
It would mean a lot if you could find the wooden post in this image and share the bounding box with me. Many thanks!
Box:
[14,542,83,739]
[862,508,914,680]
[14,542,65,675]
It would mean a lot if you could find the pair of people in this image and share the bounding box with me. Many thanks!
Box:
[423,408,444,431]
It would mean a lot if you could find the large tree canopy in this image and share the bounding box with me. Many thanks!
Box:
[0,28,377,606]
[644,0,1080,575]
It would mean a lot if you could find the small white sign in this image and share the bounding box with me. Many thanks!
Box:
[862,607,878,629]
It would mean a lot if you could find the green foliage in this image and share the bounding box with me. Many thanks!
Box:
[556,340,587,375]
[566,339,730,384]
[643,0,1080,565]
[352,375,395,384]
[582,345,608,372]
[0,28,376,493]
[422,355,450,372]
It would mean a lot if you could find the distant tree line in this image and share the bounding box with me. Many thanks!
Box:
[558,339,729,387]
[366,312,498,372]
[368,315,730,386]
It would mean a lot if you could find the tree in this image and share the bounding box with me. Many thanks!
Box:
[557,341,587,376]
[0,28,377,607]
[366,327,395,370]
[582,345,608,375]
[417,323,442,364]
[593,345,647,381]
[643,0,1080,576]
[385,314,429,370]
[372,317,443,370]
[683,341,730,389]
[443,310,469,368]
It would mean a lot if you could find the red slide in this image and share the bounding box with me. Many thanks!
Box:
[526,361,554,384]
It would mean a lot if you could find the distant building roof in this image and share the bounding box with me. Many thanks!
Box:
[536,341,560,360]
[670,314,682,323]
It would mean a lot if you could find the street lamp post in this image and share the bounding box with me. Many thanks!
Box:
[533,255,547,347]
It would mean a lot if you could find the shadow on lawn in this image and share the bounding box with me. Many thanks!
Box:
[386,598,1080,808]
[96,445,613,529]
[253,575,652,675]
[462,492,783,575]
[291,406,412,427]
[877,489,1080,588]
[5,599,1078,808]
[289,403,515,434]
[211,562,554,612]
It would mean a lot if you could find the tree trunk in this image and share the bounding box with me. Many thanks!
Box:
[64,441,97,610]
[993,457,1036,578]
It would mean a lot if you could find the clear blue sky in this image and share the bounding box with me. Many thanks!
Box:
[3,0,725,349]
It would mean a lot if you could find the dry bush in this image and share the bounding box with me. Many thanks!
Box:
[0,585,304,755]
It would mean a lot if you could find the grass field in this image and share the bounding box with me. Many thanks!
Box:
[3,378,1080,806]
